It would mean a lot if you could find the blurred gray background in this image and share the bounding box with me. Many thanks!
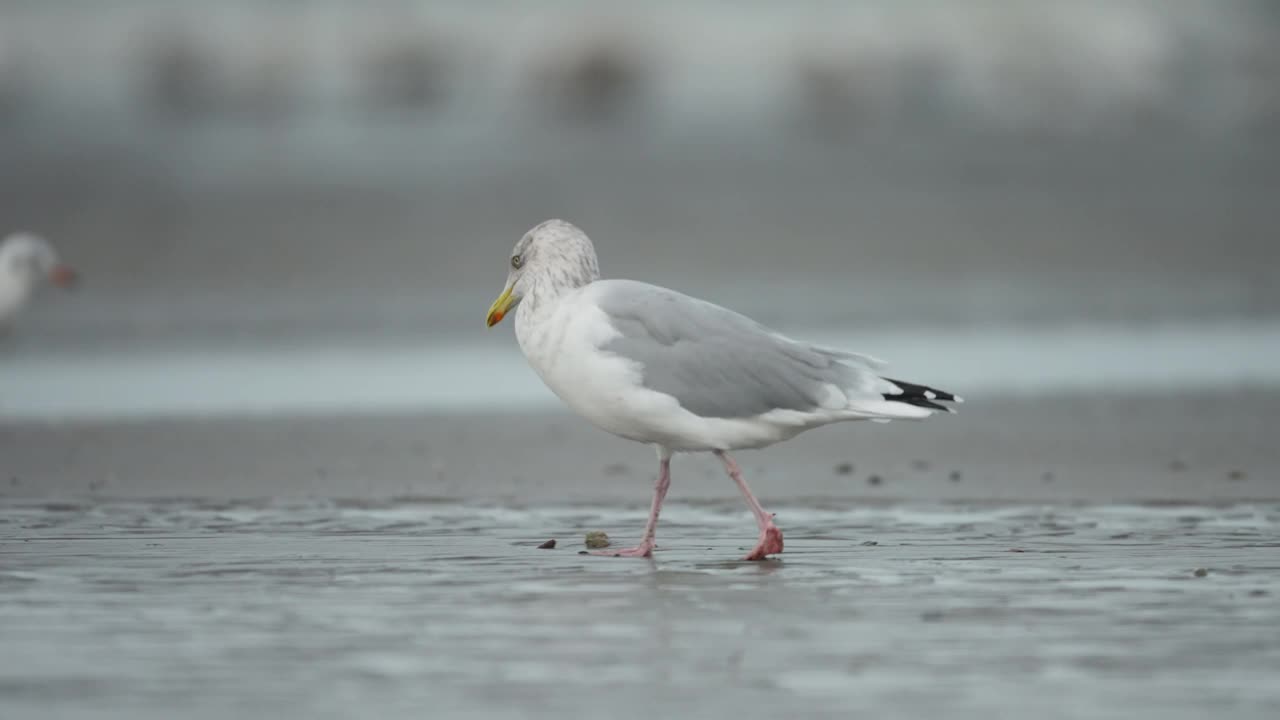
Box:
[1,0,1278,419]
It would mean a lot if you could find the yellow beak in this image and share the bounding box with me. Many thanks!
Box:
[486,286,515,327]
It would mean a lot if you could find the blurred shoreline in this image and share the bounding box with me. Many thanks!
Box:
[5,129,1278,358]
[3,318,1280,421]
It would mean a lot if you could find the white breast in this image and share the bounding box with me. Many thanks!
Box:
[515,290,652,438]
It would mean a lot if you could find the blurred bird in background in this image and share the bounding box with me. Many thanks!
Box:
[0,232,78,333]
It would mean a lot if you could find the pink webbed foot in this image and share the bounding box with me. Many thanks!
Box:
[715,451,784,561]
[584,455,670,559]
[743,523,784,561]
[590,542,655,558]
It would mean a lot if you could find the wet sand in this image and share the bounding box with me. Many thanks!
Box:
[2,501,1278,720]
[3,389,1276,503]
[4,390,1280,718]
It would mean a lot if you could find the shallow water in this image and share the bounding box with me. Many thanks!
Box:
[4,320,1280,421]
[2,500,1278,719]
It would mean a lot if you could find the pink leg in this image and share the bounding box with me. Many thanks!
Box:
[715,451,784,560]
[592,454,671,558]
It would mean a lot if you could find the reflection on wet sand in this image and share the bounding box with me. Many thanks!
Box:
[2,501,1277,719]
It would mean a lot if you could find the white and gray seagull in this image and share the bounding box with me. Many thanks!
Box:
[486,219,960,560]
[0,232,78,331]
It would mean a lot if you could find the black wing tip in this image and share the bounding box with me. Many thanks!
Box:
[881,377,963,412]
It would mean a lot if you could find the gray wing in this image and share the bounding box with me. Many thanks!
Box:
[595,279,892,419]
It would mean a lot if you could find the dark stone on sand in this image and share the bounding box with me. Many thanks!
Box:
[920,611,945,622]
[834,462,854,476]
[1168,459,1188,472]
[537,539,556,549]
[602,463,630,477]
[860,540,878,546]
[911,459,931,472]
[866,474,883,486]
[1042,471,1055,482]
[1193,568,1209,577]
[1227,469,1246,481]
[949,470,962,482]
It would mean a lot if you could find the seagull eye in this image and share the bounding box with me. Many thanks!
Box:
[511,254,523,269]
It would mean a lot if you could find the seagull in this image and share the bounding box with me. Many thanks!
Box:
[486,220,959,560]
[0,232,78,331]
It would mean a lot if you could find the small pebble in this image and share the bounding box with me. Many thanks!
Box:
[911,459,931,472]
[584,531,611,549]
[1193,568,1208,578]
[1168,459,1187,472]
[860,540,878,546]
[537,539,556,550]
[834,462,854,476]
[920,611,945,622]
[866,474,882,486]
[948,470,962,482]
[1227,469,1246,481]
[1041,471,1055,482]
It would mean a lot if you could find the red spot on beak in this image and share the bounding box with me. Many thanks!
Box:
[49,264,79,289]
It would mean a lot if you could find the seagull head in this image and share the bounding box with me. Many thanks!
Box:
[487,219,599,327]
[1,232,78,291]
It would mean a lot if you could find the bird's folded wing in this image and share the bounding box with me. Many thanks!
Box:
[593,279,903,420]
